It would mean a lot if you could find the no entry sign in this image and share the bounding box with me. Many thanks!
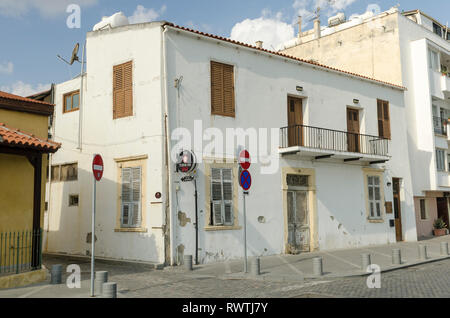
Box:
[239,150,251,170]
[92,154,104,181]
[239,170,252,191]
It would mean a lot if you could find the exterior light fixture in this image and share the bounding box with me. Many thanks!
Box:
[353,99,359,104]
[387,181,392,187]
[296,86,303,92]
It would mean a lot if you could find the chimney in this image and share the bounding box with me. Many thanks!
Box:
[255,40,263,49]
[297,16,302,37]
[314,18,321,39]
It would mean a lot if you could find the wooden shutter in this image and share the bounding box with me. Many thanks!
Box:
[121,166,142,227]
[131,167,141,227]
[121,167,132,226]
[211,168,224,225]
[222,169,233,225]
[113,61,133,119]
[211,61,235,117]
[377,99,391,139]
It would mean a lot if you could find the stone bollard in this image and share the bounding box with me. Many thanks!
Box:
[313,257,323,276]
[95,271,108,296]
[440,242,449,256]
[392,249,402,265]
[102,282,117,298]
[184,255,193,271]
[361,253,371,270]
[250,257,261,276]
[50,264,62,284]
[418,245,428,260]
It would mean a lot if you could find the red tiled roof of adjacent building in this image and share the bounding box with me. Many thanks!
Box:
[0,123,60,153]
[163,23,406,91]
[0,90,54,116]
[0,91,53,106]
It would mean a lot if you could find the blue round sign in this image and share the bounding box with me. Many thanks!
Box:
[240,170,252,191]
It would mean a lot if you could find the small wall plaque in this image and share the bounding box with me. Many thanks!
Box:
[385,201,393,214]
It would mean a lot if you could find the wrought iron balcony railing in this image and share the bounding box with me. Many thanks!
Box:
[280,124,389,157]
[433,116,447,135]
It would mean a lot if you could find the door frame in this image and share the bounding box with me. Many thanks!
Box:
[392,178,403,242]
[281,167,317,254]
[287,95,304,147]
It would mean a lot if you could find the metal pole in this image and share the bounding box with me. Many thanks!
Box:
[243,191,248,273]
[90,179,96,297]
[194,179,199,265]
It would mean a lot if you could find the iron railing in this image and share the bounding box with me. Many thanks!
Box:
[433,116,447,135]
[280,124,389,157]
[0,229,42,275]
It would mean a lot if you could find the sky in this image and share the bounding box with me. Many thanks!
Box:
[0,0,449,96]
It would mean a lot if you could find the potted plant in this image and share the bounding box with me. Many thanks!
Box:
[433,218,448,236]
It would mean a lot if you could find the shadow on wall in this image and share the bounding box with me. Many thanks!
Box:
[44,165,161,263]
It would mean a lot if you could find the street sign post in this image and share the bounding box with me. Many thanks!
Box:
[91,154,103,297]
[238,150,251,273]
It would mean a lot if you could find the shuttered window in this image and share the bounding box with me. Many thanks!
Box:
[113,61,133,119]
[377,99,391,139]
[367,175,382,219]
[121,166,142,227]
[211,168,233,226]
[211,61,235,117]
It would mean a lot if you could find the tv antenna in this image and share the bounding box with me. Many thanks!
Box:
[57,43,80,65]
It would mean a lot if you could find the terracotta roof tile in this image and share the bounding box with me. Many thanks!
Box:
[0,123,60,153]
[163,23,406,91]
[0,90,53,106]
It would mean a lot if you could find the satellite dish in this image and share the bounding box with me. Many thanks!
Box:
[69,43,80,65]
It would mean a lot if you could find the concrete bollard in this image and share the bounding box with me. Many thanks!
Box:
[440,242,449,256]
[392,249,402,265]
[361,253,371,270]
[184,255,193,271]
[250,257,261,276]
[95,271,108,296]
[313,257,323,276]
[102,282,117,298]
[418,245,428,260]
[50,264,62,284]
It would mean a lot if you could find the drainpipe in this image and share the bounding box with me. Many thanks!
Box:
[162,25,176,266]
[78,40,86,151]
[46,83,56,252]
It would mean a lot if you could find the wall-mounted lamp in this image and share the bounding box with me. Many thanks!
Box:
[353,99,359,104]
[387,181,392,187]
[296,86,303,92]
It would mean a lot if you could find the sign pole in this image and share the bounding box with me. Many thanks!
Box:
[243,190,248,273]
[90,178,96,297]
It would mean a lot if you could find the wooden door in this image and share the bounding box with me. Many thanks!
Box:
[393,178,403,242]
[287,191,310,254]
[287,97,303,147]
[347,108,360,153]
[437,197,450,230]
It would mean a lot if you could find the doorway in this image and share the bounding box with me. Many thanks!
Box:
[287,190,310,254]
[287,96,303,147]
[392,178,403,242]
[437,197,450,230]
[347,108,360,153]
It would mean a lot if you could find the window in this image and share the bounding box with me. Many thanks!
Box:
[69,194,79,207]
[429,49,439,71]
[51,165,60,181]
[113,60,133,119]
[120,166,142,228]
[433,22,442,37]
[377,99,391,139]
[436,149,446,171]
[448,154,450,171]
[210,168,234,226]
[367,175,382,219]
[51,163,77,181]
[63,90,80,113]
[420,199,427,220]
[210,61,235,117]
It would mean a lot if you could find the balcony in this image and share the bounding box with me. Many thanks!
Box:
[433,116,448,136]
[279,125,390,164]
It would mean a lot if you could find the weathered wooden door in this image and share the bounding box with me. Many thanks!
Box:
[347,108,360,153]
[393,178,403,242]
[287,190,310,254]
[287,97,303,147]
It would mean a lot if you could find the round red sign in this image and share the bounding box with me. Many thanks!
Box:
[239,150,251,170]
[92,154,104,181]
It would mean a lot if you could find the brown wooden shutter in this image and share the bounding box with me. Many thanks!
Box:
[211,61,234,117]
[113,61,132,119]
[377,99,391,139]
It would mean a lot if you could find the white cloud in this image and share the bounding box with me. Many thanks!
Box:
[0,62,14,75]
[128,5,166,24]
[0,0,98,18]
[230,10,295,51]
[1,81,51,97]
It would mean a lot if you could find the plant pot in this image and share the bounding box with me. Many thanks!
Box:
[433,228,447,236]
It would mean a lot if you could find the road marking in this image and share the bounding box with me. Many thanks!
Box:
[18,284,50,298]
[276,255,304,275]
[322,251,361,268]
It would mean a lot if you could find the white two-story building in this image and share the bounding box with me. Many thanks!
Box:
[43,17,417,265]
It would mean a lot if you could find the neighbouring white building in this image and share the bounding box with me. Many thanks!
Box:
[42,17,417,266]
[281,6,450,240]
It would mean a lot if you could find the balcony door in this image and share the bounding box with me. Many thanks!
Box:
[287,96,303,147]
[347,108,360,153]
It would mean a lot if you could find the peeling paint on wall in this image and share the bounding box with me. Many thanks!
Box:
[178,211,191,227]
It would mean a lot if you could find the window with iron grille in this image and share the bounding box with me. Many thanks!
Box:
[210,168,234,226]
[121,166,142,227]
[367,175,382,219]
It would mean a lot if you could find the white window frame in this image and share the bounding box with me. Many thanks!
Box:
[120,166,142,228]
[210,167,234,226]
[367,175,383,220]
[429,49,440,71]
[436,148,446,171]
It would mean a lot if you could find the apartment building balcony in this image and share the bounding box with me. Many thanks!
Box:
[279,125,390,164]
[433,116,448,136]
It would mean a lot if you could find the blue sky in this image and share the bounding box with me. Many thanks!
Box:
[0,0,449,96]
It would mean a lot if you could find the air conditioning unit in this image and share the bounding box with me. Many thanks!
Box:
[328,13,346,27]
